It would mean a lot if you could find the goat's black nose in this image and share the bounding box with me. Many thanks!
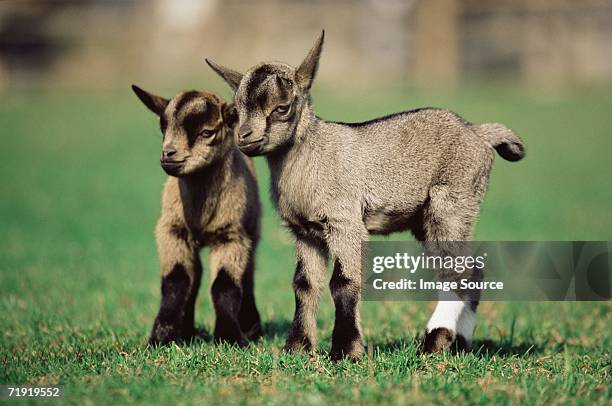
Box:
[238,127,253,141]
[162,148,177,159]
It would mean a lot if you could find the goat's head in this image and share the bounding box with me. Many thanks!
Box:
[206,31,324,156]
[132,86,237,177]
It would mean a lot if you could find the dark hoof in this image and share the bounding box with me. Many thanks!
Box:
[214,326,249,347]
[329,341,365,361]
[423,328,468,353]
[190,327,212,341]
[148,323,182,347]
[283,334,314,354]
[149,322,207,346]
[239,306,262,341]
[243,322,263,341]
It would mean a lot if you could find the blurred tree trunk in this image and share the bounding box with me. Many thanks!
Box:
[413,0,461,86]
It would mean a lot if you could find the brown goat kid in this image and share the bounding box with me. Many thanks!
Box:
[132,85,262,346]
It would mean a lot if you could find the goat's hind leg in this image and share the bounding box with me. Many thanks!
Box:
[422,185,482,353]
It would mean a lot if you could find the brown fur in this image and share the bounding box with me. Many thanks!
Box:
[132,85,262,346]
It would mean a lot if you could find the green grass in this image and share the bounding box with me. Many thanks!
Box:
[1,84,611,404]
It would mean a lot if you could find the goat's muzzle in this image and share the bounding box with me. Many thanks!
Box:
[160,157,187,177]
[238,137,266,156]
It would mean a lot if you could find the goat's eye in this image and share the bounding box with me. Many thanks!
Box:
[274,105,290,114]
[199,128,215,137]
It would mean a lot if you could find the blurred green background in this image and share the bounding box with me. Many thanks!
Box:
[1,0,611,404]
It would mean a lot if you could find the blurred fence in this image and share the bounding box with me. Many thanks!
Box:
[0,0,611,91]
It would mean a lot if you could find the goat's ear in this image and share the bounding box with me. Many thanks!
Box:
[205,59,243,92]
[295,30,325,91]
[131,85,169,116]
[221,103,238,128]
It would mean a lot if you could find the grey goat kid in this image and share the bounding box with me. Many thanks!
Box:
[132,86,262,347]
[206,31,525,360]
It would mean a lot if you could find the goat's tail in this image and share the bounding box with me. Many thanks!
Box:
[470,123,525,162]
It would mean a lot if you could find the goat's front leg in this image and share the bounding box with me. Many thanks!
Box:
[326,222,367,361]
[237,248,262,340]
[284,235,328,353]
[209,239,252,347]
[150,223,202,346]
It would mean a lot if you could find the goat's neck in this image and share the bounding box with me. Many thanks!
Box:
[178,155,231,206]
[265,102,321,205]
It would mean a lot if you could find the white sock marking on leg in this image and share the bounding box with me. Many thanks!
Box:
[426,291,476,344]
